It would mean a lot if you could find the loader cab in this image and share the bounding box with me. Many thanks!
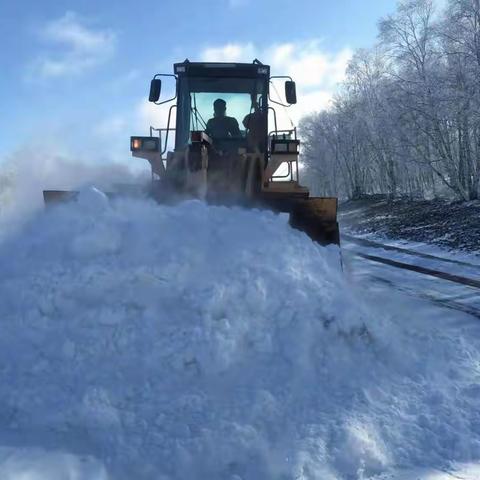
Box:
[136,59,302,192]
[173,61,270,154]
[144,60,298,160]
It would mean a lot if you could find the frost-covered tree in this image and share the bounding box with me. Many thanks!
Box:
[301,0,480,200]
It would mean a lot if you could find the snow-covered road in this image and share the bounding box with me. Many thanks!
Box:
[0,190,480,480]
[342,232,480,321]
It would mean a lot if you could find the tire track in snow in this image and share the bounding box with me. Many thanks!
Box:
[342,236,480,320]
[342,233,480,269]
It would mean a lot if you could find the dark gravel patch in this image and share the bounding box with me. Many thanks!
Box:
[339,196,480,255]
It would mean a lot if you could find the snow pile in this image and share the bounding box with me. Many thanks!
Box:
[0,447,108,480]
[0,190,480,479]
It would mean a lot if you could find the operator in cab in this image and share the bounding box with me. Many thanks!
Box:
[206,99,241,139]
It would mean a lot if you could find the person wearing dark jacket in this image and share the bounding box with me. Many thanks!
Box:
[206,99,240,139]
[243,106,266,152]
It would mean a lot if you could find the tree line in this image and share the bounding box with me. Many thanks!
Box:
[301,0,480,201]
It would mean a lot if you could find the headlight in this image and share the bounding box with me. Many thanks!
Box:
[130,136,160,152]
[274,143,288,152]
[271,139,299,154]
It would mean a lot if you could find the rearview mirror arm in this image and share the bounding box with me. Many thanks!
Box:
[152,73,178,106]
[268,75,294,108]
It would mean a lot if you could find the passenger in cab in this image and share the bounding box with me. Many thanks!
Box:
[243,99,266,153]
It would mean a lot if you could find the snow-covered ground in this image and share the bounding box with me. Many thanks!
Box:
[341,230,480,320]
[339,198,480,257]
[342,229,480,270]
[1,187,480,479]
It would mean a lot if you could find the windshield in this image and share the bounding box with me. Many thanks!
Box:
[176,76,267,151]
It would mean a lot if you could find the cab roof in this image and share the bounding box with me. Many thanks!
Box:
[173,60,270,78]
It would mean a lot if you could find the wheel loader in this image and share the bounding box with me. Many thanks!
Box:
[44,59,339,246]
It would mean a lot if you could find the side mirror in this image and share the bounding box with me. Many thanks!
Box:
[285,81,297,105]
[149,78,162,102]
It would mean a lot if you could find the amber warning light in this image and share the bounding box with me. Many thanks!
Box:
[130,136,160,152]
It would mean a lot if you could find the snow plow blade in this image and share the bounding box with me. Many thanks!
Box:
[261,196,340,246]
[290,197,340,246]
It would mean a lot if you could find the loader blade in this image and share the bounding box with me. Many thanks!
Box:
[289,197,340,246]
[259,195,340,246]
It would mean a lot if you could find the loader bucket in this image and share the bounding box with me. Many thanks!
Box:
[289,197,340,246]
[259,195,340,246]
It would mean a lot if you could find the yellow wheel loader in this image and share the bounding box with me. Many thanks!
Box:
[44,59,339,246]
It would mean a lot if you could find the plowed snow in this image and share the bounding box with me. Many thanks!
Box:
[0,188,479,479]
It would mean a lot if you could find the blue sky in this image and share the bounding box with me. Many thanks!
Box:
[0,0,403,166]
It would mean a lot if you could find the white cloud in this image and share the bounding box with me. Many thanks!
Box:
[199,41,352,121]
[269,41,352,90]
[201,43,256,63]
[130,41,352,152]
[31,12,116,78]
[295,90,334,117]
[137,99,176,132]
